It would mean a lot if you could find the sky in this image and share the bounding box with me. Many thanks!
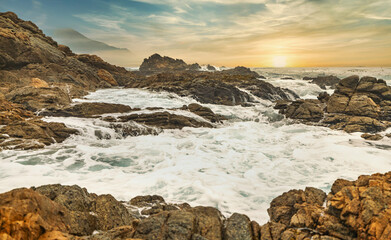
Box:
[1,0,391,67]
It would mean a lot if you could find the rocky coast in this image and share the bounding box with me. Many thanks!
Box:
[2,171,391,239]
[1,11,391,240]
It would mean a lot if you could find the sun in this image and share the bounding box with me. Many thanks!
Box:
[272,56,287,67]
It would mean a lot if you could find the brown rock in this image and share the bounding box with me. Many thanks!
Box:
[345,94,380,118]
[31,77,49,88]
[40,102,132,118]
[361,133,383,141]
[118,111,213,129]
[0,188,71,240]
[97,69,118,86]
[284,100,324,122]
[224,213,253,240]
[6,86,71,112]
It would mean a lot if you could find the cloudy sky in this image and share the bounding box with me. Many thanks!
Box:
[1,0,391,67]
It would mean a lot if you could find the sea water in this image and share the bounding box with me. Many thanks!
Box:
[1,67,391,223]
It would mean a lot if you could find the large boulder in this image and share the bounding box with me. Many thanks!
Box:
[34,184,134,236]
[281,75,391,134]
[139,53,199,74]
[0,188,71,240]
[222,66,261,78]
[283,99,324,122]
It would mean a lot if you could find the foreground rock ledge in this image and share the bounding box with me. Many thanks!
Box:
[1,172,391,239]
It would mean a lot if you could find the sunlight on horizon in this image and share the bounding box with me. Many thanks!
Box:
[272,56,287,68]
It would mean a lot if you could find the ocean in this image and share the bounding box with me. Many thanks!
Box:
[1,67,391,223]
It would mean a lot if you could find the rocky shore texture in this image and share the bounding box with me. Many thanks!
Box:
[1,171,391,239]
[277,75,391,139]
[0,12,234,150]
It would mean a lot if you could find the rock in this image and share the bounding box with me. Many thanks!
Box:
[40,102,132,118]
[126,71,297,105]
[281,77,294,80]
[6,86,71,112]
[81,226,137,240]
[188,63,201,71]
[224,213,253,240]
[206,64,216,71]
[139,53,198,74]
[344,94,380,118]
[318,92,330,103]
[221,66,261,78]
[284,75,391,134]
[33,184,133,236]
[284,100,324,122]
[361,133,383,141]
[323,114,387,133]
[118,111,214,129]
[310,75,340,89]
[327,172,391,239]
[97,69,118,86]
[259,221,286,240]
[0,119,78,150]
[31,77,49,88]
[93,194,133,231]
[268,187,326,225]
[184,103,225,123]
[58,44,75,56]
[0,188,71,240]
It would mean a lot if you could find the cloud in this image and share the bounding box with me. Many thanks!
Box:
[74,14,125,31]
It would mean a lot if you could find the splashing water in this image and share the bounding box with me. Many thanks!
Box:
[1,72,391,223]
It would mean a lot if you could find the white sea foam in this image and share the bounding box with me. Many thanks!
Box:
[1,70,391,224]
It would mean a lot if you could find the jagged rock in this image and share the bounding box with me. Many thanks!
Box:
[222,66,261,78]
[268,187,326,225]
[97,69,118,86]
[40,102,133,118]
[34,184,134,236]
[306,75,340,89]
[6,86,71,112]
[0,188,71,240]
[182,103,226,123]
[323,114,387,133]
[318,92,330,103]
[126,71,297,105]
[139,53,196,74]
[282,75,391,134]
[30,77,49,88]
[224,213,253,240]
[284,99,324,122]
[206,64,216,71]
[118,111,214,129]
[361,133,383,141]
[0,119,78,149]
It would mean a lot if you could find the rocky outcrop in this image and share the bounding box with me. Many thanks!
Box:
[0,11,134,98]
[207,64,216,71]
[1,172,391,239]
[39,102,133,118]
[117,111,214,129]
[222,66,262,78]
[0,188,71,240]
[126,71,298,105]
[139,53,201,74]
[6,86,72,112]
[278,75,391,137]
[0,98,77,150]
[304,75,340,89]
